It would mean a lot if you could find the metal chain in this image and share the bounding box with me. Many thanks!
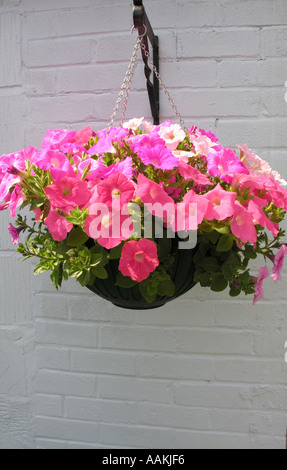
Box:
[109,35,142,128]
[109,31,186,130]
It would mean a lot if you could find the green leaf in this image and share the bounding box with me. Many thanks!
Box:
[214,225,230,235]
[67,227,89,247]
[109,243,123,260]
[222,264,235,281]
[210,274,228,292]
[116,272,138,288]
[201,257,220,272]
[199,271,212,287]
[34,262,51,275]
[229,287,241,297]
[157,279,175,297]
[90,253,103,267]
[206,230,220,245]
[139,279,157,303]
[91,266,108,280]
[216,234,234,252]
[76,269,91,286]
[50,263,63,289]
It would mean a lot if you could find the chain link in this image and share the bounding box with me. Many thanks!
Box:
[109,31,186,131]
[109,36,142,128]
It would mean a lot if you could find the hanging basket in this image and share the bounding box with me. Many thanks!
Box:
[1,21,287,311]
[86,235,197,310]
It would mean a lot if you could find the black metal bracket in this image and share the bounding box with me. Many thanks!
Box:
[133,0,160,125]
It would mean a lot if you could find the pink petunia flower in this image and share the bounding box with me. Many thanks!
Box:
[136,174,176,228]
[41,129,76,150]
[34,149,75,181]
[44,206,73,242]
[253,265,269,305]
[118,238,159,282]
[248,200,279,238]
[158,123,186,150]
[203,183,237,221]
[96,173,136,208]
[72,126,94,145]
[271,244,287,283]
[123,117,144,131]
[138,144,179,170]
[172,190,209,232]
[77,158,106,181]
[88,135,117,156]
[99,157,133,180]
[44,176,90,209]
[206,148,249,183]
[8,223,24,245]
[84,202,134,249]
[178,161,211,186]
[189,132,221,157]
[230,201,257,244]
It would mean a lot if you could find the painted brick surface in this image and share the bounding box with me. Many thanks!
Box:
[1,0,287,450]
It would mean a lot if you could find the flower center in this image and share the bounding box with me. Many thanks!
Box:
[112,188,121,198]
[101,214,110,228]
[218,164,224,173]
[134,251,144,262]
[213,197,221,206]
[51,157,60,168]
[62,186,72,196]
[236,215,243,226]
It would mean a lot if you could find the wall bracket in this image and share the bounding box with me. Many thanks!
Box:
[133,0,160,125]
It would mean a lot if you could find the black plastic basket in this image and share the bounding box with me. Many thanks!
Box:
[86,239,197,310]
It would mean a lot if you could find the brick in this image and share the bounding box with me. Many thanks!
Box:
[0,255,33,324]
[57,4,131,37]
[136,354,215,381]
[99,423,174,448]
[177,29,260,59]
[35,416,99,444]
[22,0,91,11]
[262,27,287,58]
[35,319,98,348]
[24,38,91,68]
[64,397,136,424]
[161,89,260,118]
[58,63,130,94]
[218,59,287,88]
[36,346,70,371]
[71,349,136,376]
[262,89,287,117]
[34,394,63,418]
[34,370,97,397]
[174,429,249,449]
[99,376,174,404]
[25,69,57,96]
[99,325,177,352]
[96,31,177,63]
[25,10,59,40]
[0,93,26,154]
[215,0,287,26]
[214,358,287,385]
[67,294,136,323]
[174,382,255,409]
[136,403,210,430]
[33,294,67,320]
[0,11,22,87]
[160,60,217,89]
[174,328,254,355]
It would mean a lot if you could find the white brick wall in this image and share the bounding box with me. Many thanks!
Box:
[1,0,287,449]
